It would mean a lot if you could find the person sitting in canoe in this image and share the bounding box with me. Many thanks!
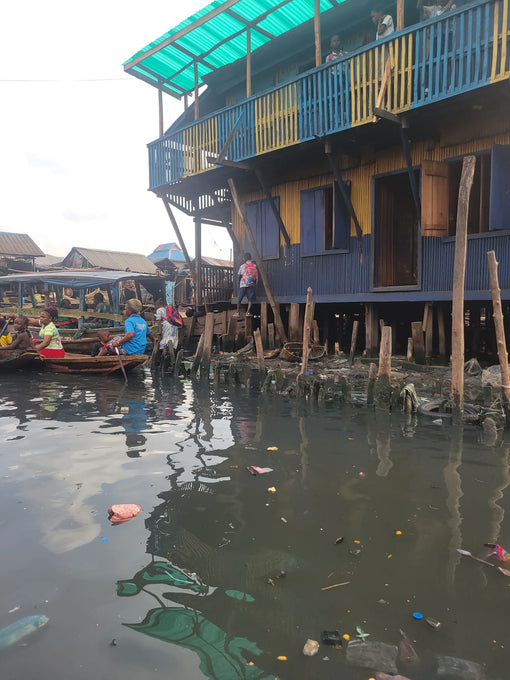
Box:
[0,316,33,352]
[26,307,65,358]
[110,299,153,355]
[96,330,126,357]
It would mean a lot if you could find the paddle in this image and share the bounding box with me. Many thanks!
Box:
[457,549,495,567]
[115,347,128,384]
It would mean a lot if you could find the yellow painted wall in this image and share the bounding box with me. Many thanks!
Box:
[232,130,510,244]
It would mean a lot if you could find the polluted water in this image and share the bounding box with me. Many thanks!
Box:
[0,370,509,680]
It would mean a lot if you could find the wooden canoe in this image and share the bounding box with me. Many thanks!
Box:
[0,349,42,370]
[61,337,102,354]
[41,353,147,375]
[280,342,325,363]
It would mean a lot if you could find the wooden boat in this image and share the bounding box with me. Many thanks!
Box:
[280,342,325,363]
[0,349,42,370]
[61,337,103,354]
[41,353,147,375]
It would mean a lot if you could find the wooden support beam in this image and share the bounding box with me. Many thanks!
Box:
[245,314,253,338]
[289,303,300,341]
[191,333,205,377]
[314,0,321,68]
[400,123,421,218]
[200,312,215,378]
[325,149,363,255]
[411,321,425,364]
[367,362,378,405]
[365,303,379,358]
[451,155,476,417]
[396,0,405,30]
[216,113,244,163]
[194,215,202,308]
[373,57,392,121]
[373,107,401,124]
[207,156,251,171]
[268,322,275,349]
[300,287,314,376]
[193,61,199,121]
[349,319,359,366]
[228,177,288,343]
[246,28,252,98]
[254,168,291,246]
[438,304,446,363]
[158,89,164,137]
[487,250,510,421]
[161,197,194,276]
[253,328,265,375]
[260,302,268,346]
[312,319,320,345]
[424,302,433,358]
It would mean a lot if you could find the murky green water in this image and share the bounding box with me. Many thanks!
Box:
[0,370,508,679]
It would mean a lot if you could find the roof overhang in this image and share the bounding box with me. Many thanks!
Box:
[123,0,348,99]
[0,270,167,290]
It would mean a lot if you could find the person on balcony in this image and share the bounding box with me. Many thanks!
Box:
[417,0,456,20]
[325,34,347,63]
[371,7,394,40]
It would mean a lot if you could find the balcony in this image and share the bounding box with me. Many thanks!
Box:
[148,0,510,193]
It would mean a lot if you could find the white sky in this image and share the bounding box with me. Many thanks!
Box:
[0,1,233,261]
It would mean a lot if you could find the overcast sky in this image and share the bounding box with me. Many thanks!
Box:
[0,1,233,261]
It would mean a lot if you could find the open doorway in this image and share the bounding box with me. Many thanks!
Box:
[373,170,420,288]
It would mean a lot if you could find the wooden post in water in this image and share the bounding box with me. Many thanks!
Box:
[411,321,425,364]
[349,320,359,366]
[268,323,275,350]
[487,250,510,424]
[423,302,433,359]
[300,288,314,376]
[260,302,268,346]
[191,333,205,377]
[367,362,378,405]
[289,303,300,341]
[438,304,447,363]
[253,329,265,376]
[451,156,476,418]
[228,178,288,344]
[312,319,320,345]
[200,312,215,378]
[375,325,392,409]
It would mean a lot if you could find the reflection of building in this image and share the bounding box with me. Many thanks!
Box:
[125,0,510,358]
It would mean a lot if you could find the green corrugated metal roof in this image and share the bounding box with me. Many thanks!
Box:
[124,0,345,98]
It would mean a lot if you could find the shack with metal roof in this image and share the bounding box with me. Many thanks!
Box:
[0,231,45,275]
[61,247,157,275]
[125,0,510,361]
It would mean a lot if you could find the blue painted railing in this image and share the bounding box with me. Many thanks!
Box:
[148,0,510,191]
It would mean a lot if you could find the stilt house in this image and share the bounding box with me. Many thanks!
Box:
[124,0,510,358]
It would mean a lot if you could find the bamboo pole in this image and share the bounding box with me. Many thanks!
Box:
[300,287,314,376]
[194,61,199,121]
[487,250,510,421]
[396,0,405,31]
[228,178,288,343]
[451,155,476,417]
[314,0,321,67]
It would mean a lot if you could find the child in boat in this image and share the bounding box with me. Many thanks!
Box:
[26,307,65,358]
[0,316,33,351]
[91,330,112,356]
[97,331,127,356]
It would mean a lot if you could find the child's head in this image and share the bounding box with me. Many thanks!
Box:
[97,330,110,343]
[14,316,29,331]
[244,252,252,262]
[61,299,72,309]
[330,34,341,51]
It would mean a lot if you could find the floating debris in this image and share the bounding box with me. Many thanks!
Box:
[0,615,49,649]
[108,504,142,524]
[321,581,350,591]
[321,630,341,645]
[356,625,370,641]
[425,617,441,630]
[335,536,344,544]
[302,639,319,656]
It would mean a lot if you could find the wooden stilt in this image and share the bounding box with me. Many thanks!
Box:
[289,303,300,341]
[411,321,425,364]
[228,178,288,344]
[253,328,265,375]
[194,216,202,310]
[174,348,183,377]
[312,319,320,345]
[260,302,268,346]
[268,323,275,349]
[451,156,476,418]
[424,302,433,358]
[367,362,378,405]
[365,303,379,357]
[191,333,205,377]
[349,320,359,366]
[300,288,314,376]
[245,315,253,338]
[334,342,341,356]
[487,250,510,423]
[407,337,413,361]
[375,326,393,409]
[438,303,446,363]
[200,312,215,378]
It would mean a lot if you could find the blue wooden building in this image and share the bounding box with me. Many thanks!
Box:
[125,0,510,357]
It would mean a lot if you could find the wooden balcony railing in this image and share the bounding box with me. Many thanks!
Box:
[148,0,510,191]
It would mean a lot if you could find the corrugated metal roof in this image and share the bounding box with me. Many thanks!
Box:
[62,247,157,274]
[198,256,233,267]
[124,0,344,98]
[0,270,164,290]
[0,231,45,257]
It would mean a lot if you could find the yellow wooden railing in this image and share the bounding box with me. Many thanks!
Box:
[491,0,510,81]
[255,82,298,154]
[183,117,219,177]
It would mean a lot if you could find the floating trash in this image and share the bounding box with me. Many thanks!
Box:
[302,639,319,656]
[321,630,341,645]
[108,504,142,524]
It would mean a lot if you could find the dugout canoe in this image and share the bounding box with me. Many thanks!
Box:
[41,353,147,375]
[0,349,42,371]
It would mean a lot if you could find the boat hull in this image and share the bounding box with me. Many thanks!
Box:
[0,350,42,371]
[41,354,147,375]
